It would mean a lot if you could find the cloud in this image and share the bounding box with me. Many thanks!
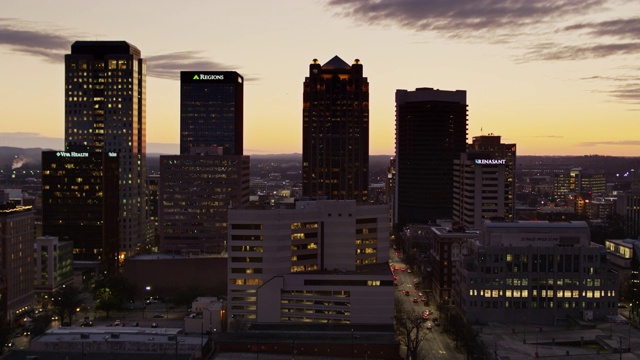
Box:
[0,132,63,149]
[326,0,605,38]
[0,18,70,62]
[0,19,248,81]
[563,17,640,41]
[577,140,640,147]
[146,51,246,80]
[521,41,640,61]
[531,135,564,139]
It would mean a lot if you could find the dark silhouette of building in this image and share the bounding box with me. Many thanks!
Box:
[0,202,35,323]
[180,71,244,156]
[302,56,369,202]
[159,147,250,254]
[65,41,148,257]
[41,151,119,270]
[395,88,467,228]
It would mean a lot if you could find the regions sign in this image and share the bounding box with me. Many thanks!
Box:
[192,74,224,80]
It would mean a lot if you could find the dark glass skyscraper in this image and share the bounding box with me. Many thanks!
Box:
[302,56,369,202]
[65,41,147,258]
[42,151,120,271]
[395,88,468,227]
[180,71,244,155]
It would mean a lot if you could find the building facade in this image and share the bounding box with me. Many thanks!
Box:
[65,41,147,259]
[616,192,640,239]
[455,221,619,325]
[159,149,250,254]
[41,151,120,270]
[180,71,244,156]
[0,204,35,323]
[302,57,369,202]
[34,236,74,309]
[395,88,468,227]
[453,134,516,229]
[428,226,479,305]
[227,200,392,327]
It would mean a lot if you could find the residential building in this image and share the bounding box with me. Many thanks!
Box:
[180,71,244,156]
[227,200,392,327]
[65,41,147,259]
[395,88,467,227]
[456,221,619,325]
[302,57,369,202]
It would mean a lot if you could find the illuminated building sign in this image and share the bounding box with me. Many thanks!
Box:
[56,151,88,158]
[108,152,118,157]
[474,159,506,165]
[193,74,224,80]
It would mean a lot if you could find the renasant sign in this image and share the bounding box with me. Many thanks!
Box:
[474,159,506,165]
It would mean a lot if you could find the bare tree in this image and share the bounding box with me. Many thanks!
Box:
[395,293,429,360]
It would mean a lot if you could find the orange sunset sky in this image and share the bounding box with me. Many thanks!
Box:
[2,0,640,156]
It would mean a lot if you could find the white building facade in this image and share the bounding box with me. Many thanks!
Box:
[227,200,393,327]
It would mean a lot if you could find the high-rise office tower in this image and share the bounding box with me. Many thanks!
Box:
[302,57,369,202]
[180,71,244,155]
[453,135,516,229]
[42,150,120,270]
[159,147,250,254]
[395,88,467,227]
[65,41,147,259]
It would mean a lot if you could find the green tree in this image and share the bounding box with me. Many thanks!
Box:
[93,272,136,304]
[94,288,121,318]
[51,285,88,326]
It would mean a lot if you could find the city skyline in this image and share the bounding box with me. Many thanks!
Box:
[2,0,640,156]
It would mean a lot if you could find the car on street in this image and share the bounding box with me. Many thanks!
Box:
[113,320,121,326]
[422,313,429,319]
[426,322,433,330]
[153,313,164,318]
[151,323,158,328]
[412,298,419,303]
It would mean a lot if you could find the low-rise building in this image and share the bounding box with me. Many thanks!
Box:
[456,221,618,325]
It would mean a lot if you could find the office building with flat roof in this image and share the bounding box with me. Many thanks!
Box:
[227,200,392,327]
[180,71,244,156]
[65,41,147,258]
[455,221,618,325]
[159,147,250,254]
[395,88,467,227]
[0,204,35,322]
[42,150,119,270]
[453,134,516,229]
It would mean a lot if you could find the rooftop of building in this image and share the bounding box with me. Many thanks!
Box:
[484,220,588,229]
[33,326,198,345]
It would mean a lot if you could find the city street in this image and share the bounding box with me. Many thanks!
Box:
[391,249,464,360]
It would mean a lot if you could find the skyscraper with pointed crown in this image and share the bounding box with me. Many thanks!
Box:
[302,56,369,202]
